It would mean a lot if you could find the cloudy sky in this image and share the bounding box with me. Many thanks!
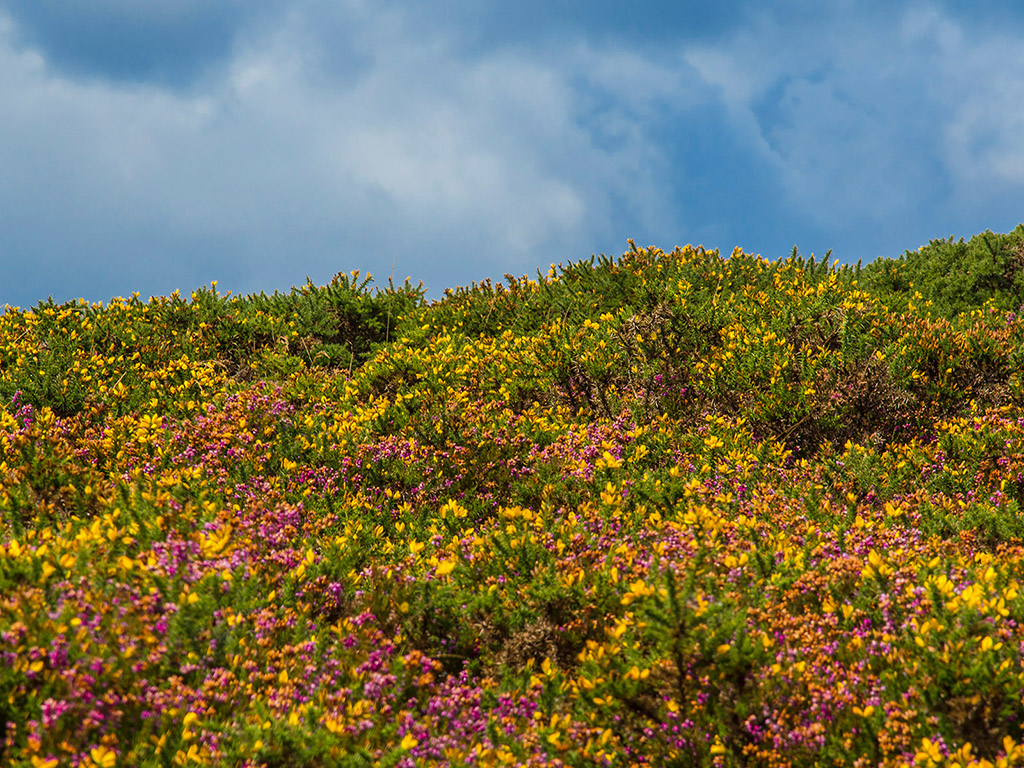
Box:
[2,0,1023,308]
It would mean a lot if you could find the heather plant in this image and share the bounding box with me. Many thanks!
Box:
[6,233,1024,767]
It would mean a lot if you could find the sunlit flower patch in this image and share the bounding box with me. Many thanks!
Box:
[3,245,1024,766]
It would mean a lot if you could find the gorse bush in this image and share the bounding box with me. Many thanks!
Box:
[2,228,1024,768]
[0,272,425,418]
[401,240,1022,455]
[248,270,425,371]
[863,224,1024,318]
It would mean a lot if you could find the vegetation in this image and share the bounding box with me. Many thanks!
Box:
[863,225,1024,319]
[2,229,1024,767]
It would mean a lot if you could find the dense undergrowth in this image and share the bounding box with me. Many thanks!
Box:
[3,230,1024,767]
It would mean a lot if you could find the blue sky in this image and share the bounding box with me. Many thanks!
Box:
[2,1,1023,307]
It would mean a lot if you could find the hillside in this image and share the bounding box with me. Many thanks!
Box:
[3,233,1024,767]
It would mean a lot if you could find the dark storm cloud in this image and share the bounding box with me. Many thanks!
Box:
[0,0,277,87]
[1,1,1023,309]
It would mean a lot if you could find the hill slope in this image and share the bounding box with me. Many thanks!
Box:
[2,236,1024,767]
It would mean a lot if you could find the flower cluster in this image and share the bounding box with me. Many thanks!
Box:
[3,243,1024,767]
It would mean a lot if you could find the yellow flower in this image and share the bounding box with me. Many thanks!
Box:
[435,559,456,577]
[90,746,117,768]
[173,745,202,765]
[201,526,232,558]
[400,733,419,750]
[704,435,724,450]
[914,737,942,765]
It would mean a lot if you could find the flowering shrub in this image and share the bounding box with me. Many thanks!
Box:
[864,225,1024,319]
[3,240,1024,767]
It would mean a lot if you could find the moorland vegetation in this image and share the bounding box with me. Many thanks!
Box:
[3,225,1024,767]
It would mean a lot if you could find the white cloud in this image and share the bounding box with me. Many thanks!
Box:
[11,0,1018,306]
[682,47,764,109]
[680,2,1024,236]
[924,25,1024,188]
[0,3,698,304]
[901,4,963,51]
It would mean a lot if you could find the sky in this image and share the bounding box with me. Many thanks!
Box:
[2,0,1024,308]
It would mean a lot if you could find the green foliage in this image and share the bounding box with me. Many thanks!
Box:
[0,273,425,420]
[863,224,1024,318]
[248,271,425,371]
[9,229,1024,767]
